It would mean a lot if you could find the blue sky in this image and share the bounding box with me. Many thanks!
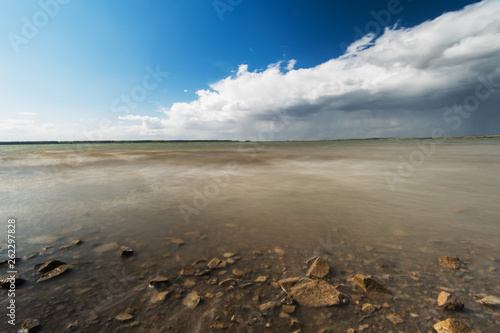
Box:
[1,0,499,141]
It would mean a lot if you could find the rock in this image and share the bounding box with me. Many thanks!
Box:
[151,291,170,303]
[437,291,465,311]
[259,301,280,315]
[274,247,285,255]
[280,278,348,307]
[195,269,211,276]
[192,258,208,266]
[115,313,133,322]
[0,274,25,288]
[119,246,134,256]
[207,257,222,269]
[18,318,41,333]
[361,303,377,314]
[226,258,235,264]
[238,282,253,288]
[37,260,66,274]
[281,295,295,305]
[183,291,201,309]
[306,257,330,279]
[282,304,296,313]
[180,266,195,276]
[433,318,476,333]
[386,314,404,325]
[233,268,252,278]
[223,252,236,258]
[166,237,185,246]
[149,276,169,288]
[37,264,69,282]
[219,278,237,287]
[476,295,500,307]
[183,279,196,288]
[72,239,83,245]
[255,276,267,283]
[352,274,390,298]
[439,256,462,269]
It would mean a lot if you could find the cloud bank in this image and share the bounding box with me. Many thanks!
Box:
[121,0,500,140]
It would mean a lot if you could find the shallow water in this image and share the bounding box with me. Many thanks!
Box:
[1,139,499,332]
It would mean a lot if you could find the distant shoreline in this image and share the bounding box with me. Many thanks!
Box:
[0,135,499,146]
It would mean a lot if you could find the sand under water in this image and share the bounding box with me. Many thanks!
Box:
[1,139,500,332]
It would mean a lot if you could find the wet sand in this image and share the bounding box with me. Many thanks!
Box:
[1,139,500,332]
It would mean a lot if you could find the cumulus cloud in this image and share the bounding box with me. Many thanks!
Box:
[122,0,500,140]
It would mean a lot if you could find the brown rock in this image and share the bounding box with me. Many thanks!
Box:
[0,274,25,288]
[219,278,237,287]
[180,266,195,276]
[37,260,65,274]
[437,291,465,311]
[255,276,267,283]
[352,274,390,298]
[19,318,41,333]
[362,303,377,314]
[119,246,134,256]
[476,295,500,307]
[282,304,296,314]
[386,314,404,325]
[166,237,185,246]
[183,291,201,309]
[151,291,170,303]
[282,278,348,307]
[115,313,133,322]
[37,264,69,282]
[207,257,222,269]
[439,256,462,269]
[259,301,280,315]
[306,257,330,279]
[433,318,476,333]
[149,276,169,288]
[233,268,252,278]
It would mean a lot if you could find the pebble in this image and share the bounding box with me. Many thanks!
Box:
[433,318,476,333]
[151,291,170,303]
[182,291,201,309]
[119,246,134,256]
[115,313,134,322]
[439,256,462,269]
[386,314,404,325]
[149,276,169,288]
[437,291,465,311]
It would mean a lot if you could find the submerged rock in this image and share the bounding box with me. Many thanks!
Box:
[386,313,404,325]
[437,291,465,311]
[259,301,280,315]
[151,291,170,304]
[207,257,222,269]
[279,277,347,307]
[439,256,462,269]
[166,237,185,246]
[352,274,390,298]
[232,268,252,278]
[306,257,330,279]
[115,313,134,322]
[180,266,195,276]
[433,318,476,333]
[476,295,500,307]
[183,291,201,309]
[18,318,41,333]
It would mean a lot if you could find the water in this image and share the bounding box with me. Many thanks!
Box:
[1,139,499,332]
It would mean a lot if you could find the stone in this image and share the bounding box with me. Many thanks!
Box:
[223,252,236,258]
[166,237,185,246]
[195,269,211,276]
[151,291,170,303]
[281,295,295,305]
[282,304,296,313]
[255,276,267,283]
[386,314,404,325]
[115,313,133,322]
[226,258,235,264]
[72,239,83,245]
[207,257,222,269]
[149,276,169,288]
[183,279,196,288]
[352,274,390,298]
[119,246,134,256]
[180,266,195,276]
[476,295,500,307]
[439,256,462,269]
[362,303,377,314]
[259,301,280,315]
[280,278,348,307]
[233,268,252,278]
[433,318,476,333]
[183,291,201,309]
[18,318,41,333]
[306,257,330,279]
[37,264,69,282]
[0,274,25,288]
[437,291,465,311]
[37,260,65,274]
[274,247,285,255]
[219,278,237,287]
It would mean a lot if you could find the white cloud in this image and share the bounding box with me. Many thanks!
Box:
[119,0,500,140]
[18,112,37,116]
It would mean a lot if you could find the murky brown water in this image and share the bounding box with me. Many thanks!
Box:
[1,139,500,332]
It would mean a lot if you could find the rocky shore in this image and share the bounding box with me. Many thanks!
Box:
[2,234,500,333]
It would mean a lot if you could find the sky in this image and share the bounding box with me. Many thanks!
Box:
[0,0,499,141]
